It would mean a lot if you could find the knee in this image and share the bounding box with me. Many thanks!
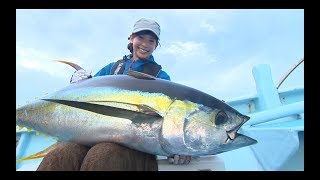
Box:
[80,143,158,171]
[37,143,90,171]
[46,142,90,158]
[63,143,89,151]
[60,143,90,155]
[90,142,128,153]
[84,142,133,160]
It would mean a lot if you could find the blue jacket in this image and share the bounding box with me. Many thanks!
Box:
[94,55,171,81]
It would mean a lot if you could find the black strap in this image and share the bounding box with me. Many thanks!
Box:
[111,59,126,75]
[110,57,162,77]
[142,63,162,77]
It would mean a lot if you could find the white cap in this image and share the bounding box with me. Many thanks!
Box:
[132,18,160,40]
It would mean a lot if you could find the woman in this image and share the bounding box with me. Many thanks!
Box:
[37,18,191,171]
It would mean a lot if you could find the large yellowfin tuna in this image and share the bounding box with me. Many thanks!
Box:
[16,61,257,157]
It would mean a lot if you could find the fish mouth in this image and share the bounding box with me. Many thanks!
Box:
[224,133,257,146]
[224,137,231,144]
[226,114,250,140]
[226,131,237,140]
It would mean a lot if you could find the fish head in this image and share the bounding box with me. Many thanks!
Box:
[183,106,257,155]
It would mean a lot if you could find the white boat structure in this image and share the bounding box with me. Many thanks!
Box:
[16,60,304,171]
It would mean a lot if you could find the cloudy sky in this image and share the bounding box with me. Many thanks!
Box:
[16,9,304,107]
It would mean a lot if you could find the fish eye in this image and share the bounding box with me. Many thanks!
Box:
[215,111,227,125]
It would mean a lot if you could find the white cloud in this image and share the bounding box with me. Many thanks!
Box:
[169,9,234,35]
[172,9,220,18]
[169,57,258,101]
[206,59,258,100]
[200,21,216,34]
[216,61,254,89]
[159,41,217,64]
[16,43,88,79]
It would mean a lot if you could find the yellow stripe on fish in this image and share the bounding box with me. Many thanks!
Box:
[61,88,200,117]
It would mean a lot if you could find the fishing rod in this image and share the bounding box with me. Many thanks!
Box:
[277,57,304,89]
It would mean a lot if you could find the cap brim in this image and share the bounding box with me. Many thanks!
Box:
[132,28,160,40]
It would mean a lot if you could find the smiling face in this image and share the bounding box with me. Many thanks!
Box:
[130,31,158,61]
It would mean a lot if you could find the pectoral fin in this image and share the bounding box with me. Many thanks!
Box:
[42,99,163,120]
[83,100,162,117]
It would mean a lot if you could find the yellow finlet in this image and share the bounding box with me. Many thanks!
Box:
[18,126,24,130]
[27,128,31,132]
[16,142,61,163]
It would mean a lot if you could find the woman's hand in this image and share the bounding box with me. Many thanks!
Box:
[167,155,191,165]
